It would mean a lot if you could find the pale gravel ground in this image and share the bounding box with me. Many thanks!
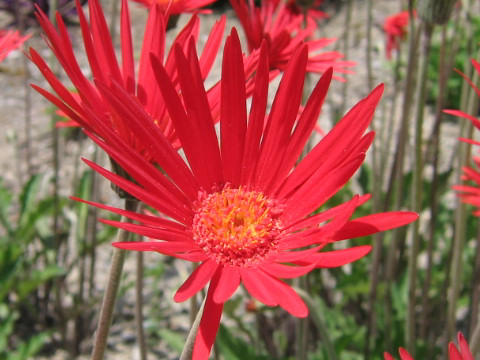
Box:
[0,0,467,358]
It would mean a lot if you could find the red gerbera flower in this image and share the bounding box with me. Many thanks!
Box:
[28,0,225,155]
[448,59,480,213]
[384,332,474,360]
[75,28,417,359]
[270,0,328,22]
[0,30,30,63]
[129,0,217,14]
[230,0,354,78]
[383,10,412,59]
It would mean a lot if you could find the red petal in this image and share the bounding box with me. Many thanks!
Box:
[241,41,269,185]
[295,246,372,267]
[383,352,395,360]
[213,266,241,303]
[278,85,383,200]
[100,219,191,242]
[457,332,473,360]
[284,194,370,232]
[192,277,224,360]
[398,348,414,360]
[253,45,308,190]
[174,260,218,302]
[240,268,277,306]
[268,68,333,193]
[331,211,418,241]
[278,195,359,250]
[261,273,308,317]
[260,262,316,278]
[281,154,366,223]
[113,241,194,253]
[449,343,462,360]
[71,196,186,231]
[220,29,247,186]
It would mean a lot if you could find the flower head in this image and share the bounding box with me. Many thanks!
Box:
[384,332,473,360]
[270,0,328,22]
[129,0,217,14]
[0,30,30,63]
[28,0,225,157]
[448,59,480,213]
[383,10,413,59]
[230,0,354,78]
[0,0,87,27]
[77,27,417,359]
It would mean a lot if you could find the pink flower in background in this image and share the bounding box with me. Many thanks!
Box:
[230,0,354,79]
[270,0,328,22]
[448,59,480,214]
[28,0,225,157]
[129,0,217,13]
[383,10,412,59]
[384,332,473,360]
[0,30,30,63]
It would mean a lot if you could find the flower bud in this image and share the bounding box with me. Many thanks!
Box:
[418,0,456,25]
[295,0,316,10]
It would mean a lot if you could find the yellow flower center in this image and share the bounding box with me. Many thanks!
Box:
[192,186,284,266]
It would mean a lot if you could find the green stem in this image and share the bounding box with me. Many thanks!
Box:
[384,3,420,351]
[295,288,339,360]
[180,298,206,360]
[470,320,480,356]
[406,21,434,355]
[91,198,138,360]
[135,251,147,360]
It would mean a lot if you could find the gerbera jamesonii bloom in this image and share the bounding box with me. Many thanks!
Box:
[129,0,217,13]
[28,0,225,154]
[384,332,473,360]
[77,29,417,359]
[448,59,480,214]
[383,10,413,59]
[230,0,354,78]
[0,30,30,63]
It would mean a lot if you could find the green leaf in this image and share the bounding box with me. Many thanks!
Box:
[0,179,13,234]
[16,266,65,300]
[156,328,185,354]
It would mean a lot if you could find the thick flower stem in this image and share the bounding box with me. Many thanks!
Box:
[135,251,147,360]
[470,320,480,356]
[406,20,434,355]
[180,298,206,360]
[384,2,420,351]
[91,198,138,360]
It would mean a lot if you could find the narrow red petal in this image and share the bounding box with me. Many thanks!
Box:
[383,352,395,360]
[260,262,316,278]
[120,0,135,93]
[192,278,224,360]
[294,246,372,268]
[71,196,186,231]
[330,212,418,241]
[240,267,277,306]
[449,343,463,360]
[221,29,247,186]
[113,241,194,253]
[253,45,308,190]
[268,67,333,193]
[212,266,241,303]
[100,219,192,243]
[174,260,218,302]
[241,41,269,185]
[260,273,308,317]
[398,348,414,360]
[457,332,474,360]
